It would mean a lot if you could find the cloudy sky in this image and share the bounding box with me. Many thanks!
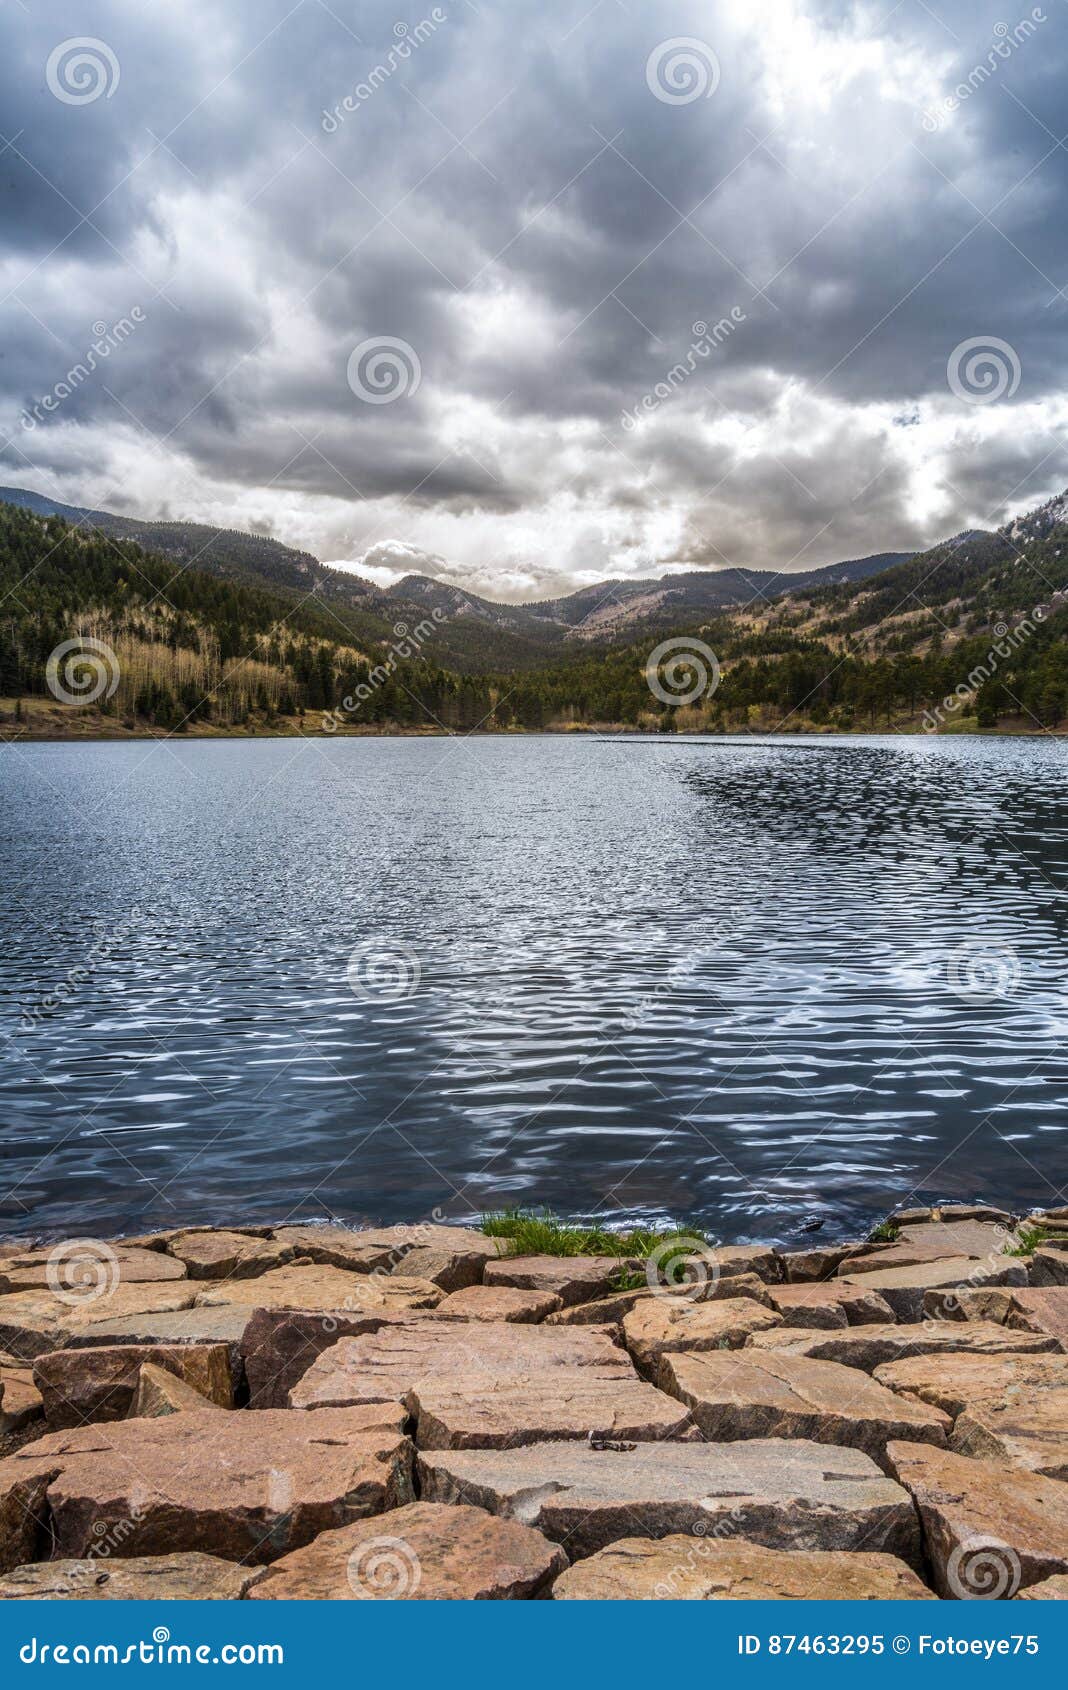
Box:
[2,0,1067,600]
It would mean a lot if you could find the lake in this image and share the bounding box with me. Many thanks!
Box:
[1,733,1065,1246]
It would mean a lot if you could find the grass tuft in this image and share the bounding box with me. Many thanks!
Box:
[868,1220,902,1243]
[481,1207,708,1261]
[1005,1224,1050,1257]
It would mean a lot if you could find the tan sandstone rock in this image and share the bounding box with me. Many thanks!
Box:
[766,1283,896,1328]
[483,1255,640,1307]
[249,1501,566,1599]
[241,1307,411,1410]
[0,1352,42,1436]
[433,1286,563,1323]
[130,1363,225,1418]
[659,1349,949,1465]
[886,1440,1068,1596]
[933,1286,1068,1348]
[780,1243,874,1283]
[0,1285,198,1362]
[0,1552,264,1599]
[1015,1574,1068,1599]
[839,1257,1026,1322]
[622,1297,782,1371]
[419,1438,920,1562]
[163,1231,296,1281]
[552,1536,935,1600]
[746,1321,1057,1373]
[0,1404,412,1564]
[0,1246,187,1295]
[192,1264,442,1312]
[289,1319,691,1447]
[33,1342,235,1427]
[1031,1247,1068,1288]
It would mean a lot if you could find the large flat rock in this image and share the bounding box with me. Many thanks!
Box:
[898,1219,1018,1257]
[780,1243,874,1283]
[267,1227,398,1274]
[1016,1574,1068,1600]
[0,1405,412,1564]
[433,1286,562,1323]
[0,1352,41,1436]
[163,1231,295,1281]
[874,1352,1067,1420]
[659,1349,949,1466]
[192,1265,442,1312]
[766,1283,895,1328]
[838,1257,1027,1322]
[0,1285,197,1362]
[33,1342,235,1427]
[622,1297,782,1371]
[0,1552,265,1600]
[483,1255,638,1307]
[419,1439,920,1561]
[840,1242,982,1277]
[248,1501,566,1599]
[552,1536,935,1600]
[60,1307,254,1390]
[241,1307,411,1410]
[1031,1247,1068,1288]
[0,1245,187,1295]
[746,1321,1057,1373]
[886,1440,1068,1597]
[939,1286,1068,1349]
[131,1362,224,1419]
[289,1320,692,1447]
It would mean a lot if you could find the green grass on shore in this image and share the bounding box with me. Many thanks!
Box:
[481,1207,709,1261]
[1005,1224,1049,1257]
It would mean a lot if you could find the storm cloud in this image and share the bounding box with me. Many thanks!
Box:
[1,0,1067,599]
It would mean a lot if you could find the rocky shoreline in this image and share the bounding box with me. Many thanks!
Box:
[1,1206,1066,1601]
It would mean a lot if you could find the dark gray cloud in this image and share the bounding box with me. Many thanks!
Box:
[0,0,1066,599]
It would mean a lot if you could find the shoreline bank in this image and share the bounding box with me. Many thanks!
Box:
[1,1206,1066,1600]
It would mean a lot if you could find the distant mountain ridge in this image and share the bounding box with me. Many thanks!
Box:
[0,484,913,666]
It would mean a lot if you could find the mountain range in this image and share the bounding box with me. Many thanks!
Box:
[0,485,913,671]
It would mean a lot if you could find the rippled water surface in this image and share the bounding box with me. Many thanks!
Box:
[1,734,1066,1244]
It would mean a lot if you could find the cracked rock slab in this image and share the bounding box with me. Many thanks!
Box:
[163,1231,296,1281]
[192,1265,442,1312]
[659,1349,949,1466]
[483,1256,640,1307]
[0,1405,412,1564]
[886,1441,1068,1597]
[837,1257,1027,1322]
[0,1286,198,1363]
[249,1501,567,1599]
[746,1321,1057,1373]
[433,1286,563,1323]
[33,1342,235,1427]
[0,1552,265,1600]
[0,1247,187,1295]
[552,1536,935,1600]
[418,1437,920,1561]
[622,1297,782,1371]
[766,1283,895,1328]
[289,1320,691,1447]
